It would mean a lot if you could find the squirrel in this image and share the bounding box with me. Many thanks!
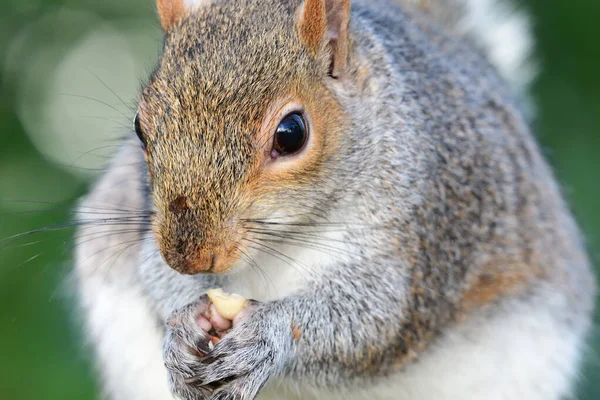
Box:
[73,0,596,399]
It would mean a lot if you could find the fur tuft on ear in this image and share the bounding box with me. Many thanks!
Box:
[299,0,328,51]
[298,0,351,78]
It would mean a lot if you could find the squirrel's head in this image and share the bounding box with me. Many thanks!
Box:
[137,0,352,274]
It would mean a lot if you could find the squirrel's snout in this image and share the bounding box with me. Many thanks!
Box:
[156,194,242,275]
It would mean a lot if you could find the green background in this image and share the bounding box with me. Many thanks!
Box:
[0,0,598,398]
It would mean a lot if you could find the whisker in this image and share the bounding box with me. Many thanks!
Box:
[0,208,150,217]
[0,199,149,214]
[57,93,132,121]
[249,232,361,258]
[0,217,152,253]
[242,219,372,228]
[237,246,276,297]
[246,243,310,281]
[79,115,132,131]
[3,252,46,275]
[67,144,126,170]
[71,228,152,251]
[87,68,137,114]
[100,239,149,283]
[244,223,378,237]
[243,238,316,281]
[245,226,361,245]
[79,236,148,280]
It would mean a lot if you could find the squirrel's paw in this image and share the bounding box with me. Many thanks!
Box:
[164,297,278,400]
[164,295,215,400]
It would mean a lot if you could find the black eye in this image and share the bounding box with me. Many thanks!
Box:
[272,113,307,157]
[134,112,147,150]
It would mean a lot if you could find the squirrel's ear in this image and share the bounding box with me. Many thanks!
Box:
[157,0,185,30]
[298,0,351,78]
[157,0,212,31]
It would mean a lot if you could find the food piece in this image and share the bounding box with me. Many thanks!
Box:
[206,288,247,320]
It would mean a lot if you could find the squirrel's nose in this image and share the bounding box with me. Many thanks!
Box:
[168,195,188,215]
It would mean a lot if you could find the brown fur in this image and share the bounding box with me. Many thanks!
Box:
[459,261,544,318]
[291,324,302,341]
[297,0,351,77]
[326,0,350,77]
[139,0,347,274]
[298,0,327,52]
[157,0,185,31]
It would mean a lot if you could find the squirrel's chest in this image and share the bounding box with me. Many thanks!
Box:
[227,238,350,301]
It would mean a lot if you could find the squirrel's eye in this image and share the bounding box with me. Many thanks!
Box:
[272,113,307,157]
[134,112,147,150]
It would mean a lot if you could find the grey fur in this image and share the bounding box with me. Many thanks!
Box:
[74,0,596,399]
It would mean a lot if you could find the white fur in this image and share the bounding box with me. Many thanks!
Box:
[183,0,213,9]
[74,144,174,400]
[455,0,537,92]
[259,292,582,400]
[78,277,173,400]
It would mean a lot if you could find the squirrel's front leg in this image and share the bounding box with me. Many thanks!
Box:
[164,264,409,400]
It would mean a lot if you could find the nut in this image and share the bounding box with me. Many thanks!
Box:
[206,288,247,320]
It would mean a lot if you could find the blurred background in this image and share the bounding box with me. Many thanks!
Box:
[0,0,598,398]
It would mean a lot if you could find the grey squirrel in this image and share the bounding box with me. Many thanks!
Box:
[73,0,596,399]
